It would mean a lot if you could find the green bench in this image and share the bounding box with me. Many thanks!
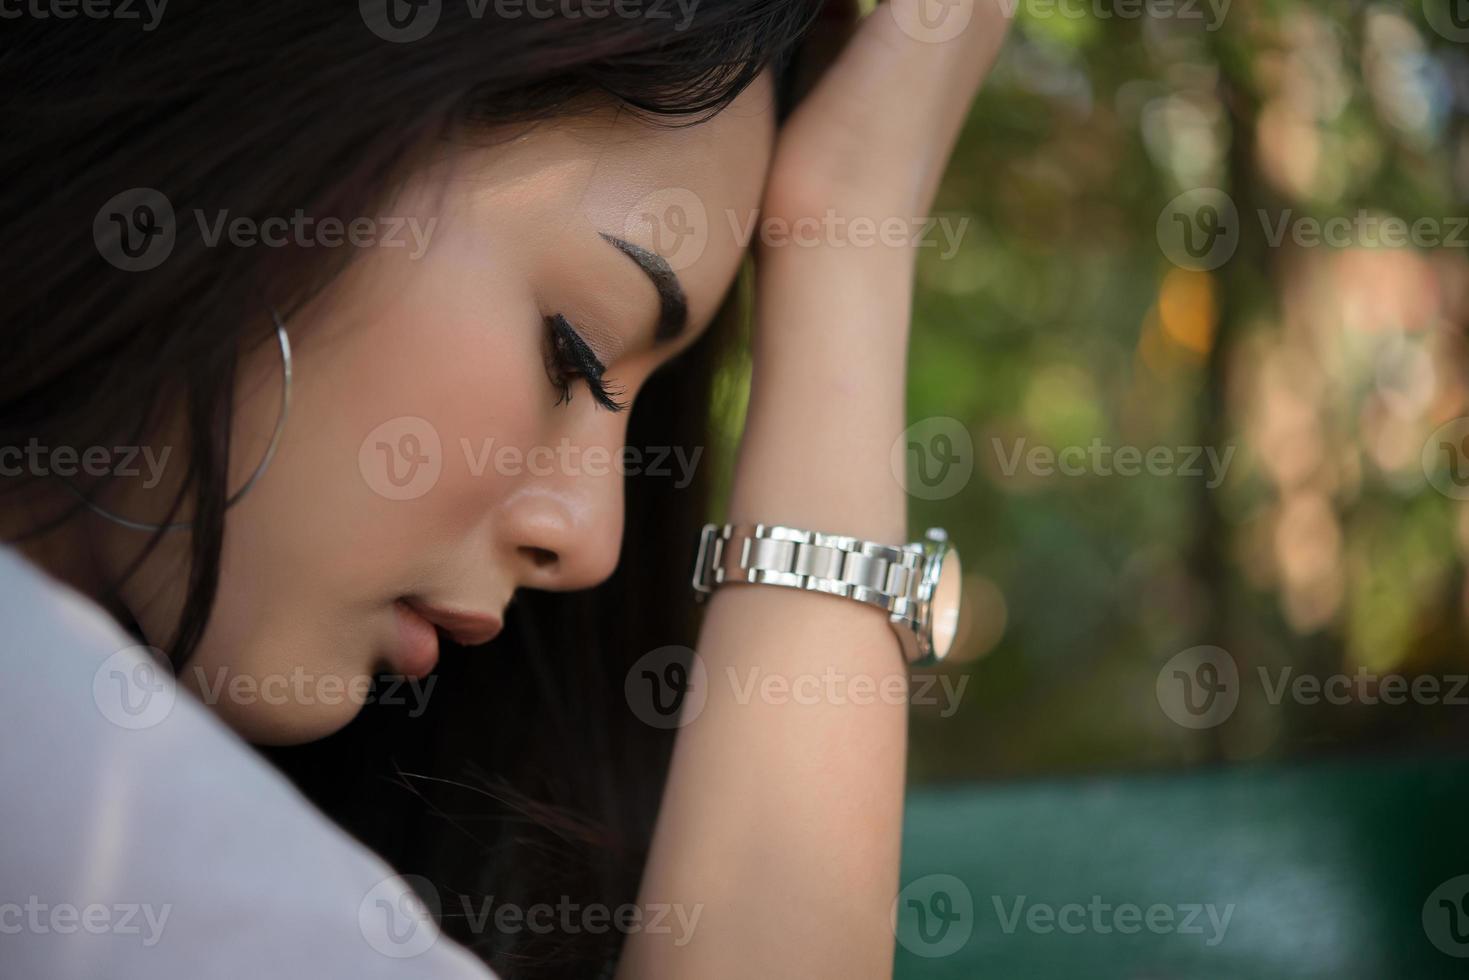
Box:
[895,755,1469,979]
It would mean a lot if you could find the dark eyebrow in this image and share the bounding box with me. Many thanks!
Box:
[598,232,689,343]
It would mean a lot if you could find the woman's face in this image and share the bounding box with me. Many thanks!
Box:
[105,79,776,744]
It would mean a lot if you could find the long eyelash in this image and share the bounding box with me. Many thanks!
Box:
[544,313,628,413]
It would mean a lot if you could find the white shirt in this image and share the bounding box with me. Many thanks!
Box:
[0,547,498,979]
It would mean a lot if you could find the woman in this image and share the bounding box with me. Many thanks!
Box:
[0,1,1006,976]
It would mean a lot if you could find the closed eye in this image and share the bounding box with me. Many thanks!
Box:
[543,313,628,413]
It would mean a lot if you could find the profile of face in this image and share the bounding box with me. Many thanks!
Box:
[100,77,776,744]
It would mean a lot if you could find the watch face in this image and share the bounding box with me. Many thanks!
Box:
[929,545,962,660]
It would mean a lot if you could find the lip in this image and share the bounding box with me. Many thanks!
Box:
[391,600,441,679]
[401,598,504,648]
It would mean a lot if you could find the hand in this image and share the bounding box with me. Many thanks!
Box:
[764,0,1011,234]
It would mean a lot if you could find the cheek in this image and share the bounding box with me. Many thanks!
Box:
[318,296,551,545]
[234,288,547,584]
[184,278,548,742]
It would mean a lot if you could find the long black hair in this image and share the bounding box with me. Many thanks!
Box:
[0,2,829,976]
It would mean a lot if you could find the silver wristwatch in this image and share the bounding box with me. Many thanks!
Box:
[691,523,962,666]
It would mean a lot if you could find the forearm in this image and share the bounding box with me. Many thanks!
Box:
[617,7,1008,975]
[616,248,916,980]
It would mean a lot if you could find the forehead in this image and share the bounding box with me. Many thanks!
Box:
[442,75,777,329]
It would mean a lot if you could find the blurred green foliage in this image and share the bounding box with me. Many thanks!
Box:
[892,0,1469,781]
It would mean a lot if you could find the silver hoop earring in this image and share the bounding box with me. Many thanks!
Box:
[63,308,293,533]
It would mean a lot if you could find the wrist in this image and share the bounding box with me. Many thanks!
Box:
[751,248,914,358]
[732,251,913,544]
[726,388,907,546]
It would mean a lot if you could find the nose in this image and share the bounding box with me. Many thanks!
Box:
[498,451,626,592]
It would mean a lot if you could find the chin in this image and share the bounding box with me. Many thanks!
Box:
[226,700,367,746]
[239,706,365,746]
[182,671,374,746]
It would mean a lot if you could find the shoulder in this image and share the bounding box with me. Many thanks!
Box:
[0,547,495,979]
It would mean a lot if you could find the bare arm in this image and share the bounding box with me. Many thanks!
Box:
[618,4,1010,977]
